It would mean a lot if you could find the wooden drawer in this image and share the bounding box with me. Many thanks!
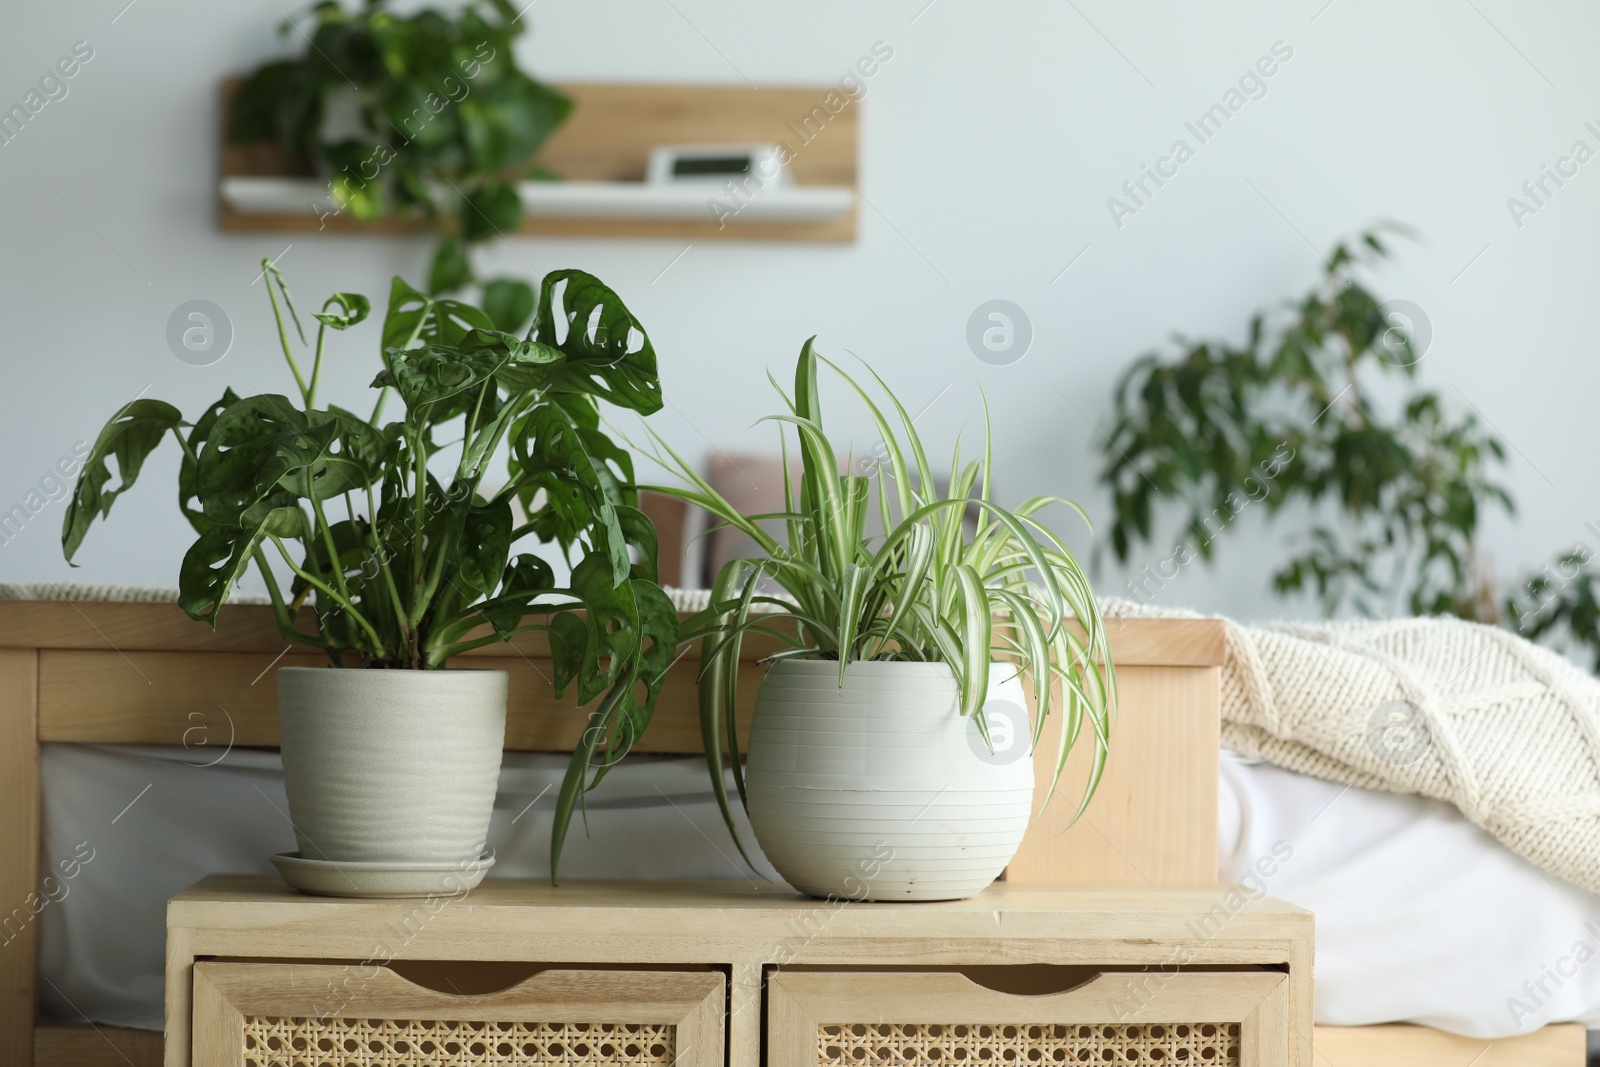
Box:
[768,970,1288,1067]
[192,962,724,1066]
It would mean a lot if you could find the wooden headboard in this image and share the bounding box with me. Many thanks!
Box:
[0,600,1223,1065]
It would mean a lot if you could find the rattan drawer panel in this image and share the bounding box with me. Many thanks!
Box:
[768,971,1288,1067]
[193,962,724,1067]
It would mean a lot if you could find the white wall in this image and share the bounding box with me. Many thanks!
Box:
[1,0,1594,623]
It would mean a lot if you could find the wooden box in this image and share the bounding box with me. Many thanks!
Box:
[168,877,1314,1067]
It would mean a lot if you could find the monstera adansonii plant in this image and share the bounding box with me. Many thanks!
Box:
[63,260,676,873]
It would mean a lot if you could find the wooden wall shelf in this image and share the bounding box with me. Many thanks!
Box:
[219,82,859,242]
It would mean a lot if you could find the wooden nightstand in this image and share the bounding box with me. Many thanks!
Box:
[165,876,1312,1067]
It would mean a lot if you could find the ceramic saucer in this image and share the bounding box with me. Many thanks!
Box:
[270,850,494,899]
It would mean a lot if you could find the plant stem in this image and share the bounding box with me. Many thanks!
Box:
[471,394,526,489]
[409,426,430,621]
[307,321,328,409]
[171,426,199,466]
[461,383,488,475]
[366,482,409,634]
[414,521,453,628]
[271,536,385,655]
[263,263,311,406]
[307,492,354,605]
[252,547,323,648]
[428,622,554,666]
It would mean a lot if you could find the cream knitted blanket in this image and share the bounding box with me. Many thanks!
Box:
[1132,604,1600,893]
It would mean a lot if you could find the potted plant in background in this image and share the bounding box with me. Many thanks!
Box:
[1097,227,1600,666]
[650,340,1115,901]
[230,0,572,332]
[62,261,673,896]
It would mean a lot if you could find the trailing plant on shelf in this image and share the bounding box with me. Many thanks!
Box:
[62,259,674,879]
[648,339,1115,898]
[230,0,571,331]
[1099,227,1600,668]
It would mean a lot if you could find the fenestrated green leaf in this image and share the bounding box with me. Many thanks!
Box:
[281,452,368,502]
[472,553,558,637]
[612,505,659,584]
[501,553,557,598]
[532,270,662,414]
[508,404,629,578]
[546,609,588,696]
[314,405,390,471]
[376,343,501,412]
[313,292,371,330]
[178,390,241,535]
[564,551,642,704]
[629,578,679,707]
[549,672,625,884]
[382,276,434,354]
[278,407,384,503]
[298,515,376,590]
[427,299,497,345]
[375,328,548,415]
[63,399,185,562]
[458,496,513,599]
[380,276,497,368]
[194,395,339,526]
[575,577,680,791]
[178,504,303,627]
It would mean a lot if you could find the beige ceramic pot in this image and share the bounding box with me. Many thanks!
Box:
[276,667,507,865]
[745,660,1033,902]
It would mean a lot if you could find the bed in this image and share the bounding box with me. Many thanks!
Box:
[0,598,1586,1066]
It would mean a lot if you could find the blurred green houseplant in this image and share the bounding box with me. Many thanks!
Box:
[1100,228,1600,667]
[231,0,571,332]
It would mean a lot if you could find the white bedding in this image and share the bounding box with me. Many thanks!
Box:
[1220,751,1600,1037]
[37,743,1600,1038]
[38,744,781,1030]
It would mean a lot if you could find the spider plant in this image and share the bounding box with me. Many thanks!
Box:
[648,338,1115,857]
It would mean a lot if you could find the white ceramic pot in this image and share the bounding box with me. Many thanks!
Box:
[746,660,1034,902]
[276,667,507,865]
